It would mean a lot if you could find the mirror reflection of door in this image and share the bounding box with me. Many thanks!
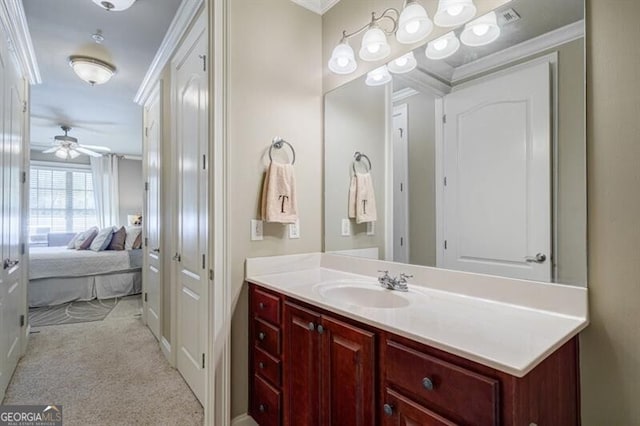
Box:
[392,104,409,263]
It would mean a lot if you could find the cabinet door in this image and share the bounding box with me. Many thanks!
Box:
[382,388,456,426]
[283,302,321,426]
[321,315,376,426]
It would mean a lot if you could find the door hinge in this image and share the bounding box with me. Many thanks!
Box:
[202,353,205,369]
[442,114,447,124]
[444,240,448,250]
[400,182,403,192]
[202,154,206,170]
[21,171,26,184]
[202,254,206,269]
[20,243,25,255]
[444,177,447,186]
[144,237,148,247]
[199,54,207,72]
[209,269,214,280]
[144,182,149,191]
[20,314,25,327]
[144,293,148,302]
[400,237,404,247]
[22,101,27,113]
[145,127,148,137]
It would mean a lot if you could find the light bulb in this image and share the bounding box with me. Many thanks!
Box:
[434,38,448,51]
[337,57,349,67]
[373,74,383,81]
[367,43,381,54]
[405,20,420,34]
[472,24,489,36]
[395,56,409,67]
[447,4,464,16]
[387,52,417,74]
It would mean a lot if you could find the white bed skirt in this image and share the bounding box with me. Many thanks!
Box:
[29,271,142,308]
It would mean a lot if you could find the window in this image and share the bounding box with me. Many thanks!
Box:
[29,163,97,245]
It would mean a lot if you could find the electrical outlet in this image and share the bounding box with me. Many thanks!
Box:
[341,219,351,236]
[367,222,375,236]
[251,219,263,241]
[289,220,300,239]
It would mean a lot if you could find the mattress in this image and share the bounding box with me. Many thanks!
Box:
[29,246,143,280]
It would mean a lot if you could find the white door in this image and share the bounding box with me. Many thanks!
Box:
[143,84,162,341]
[392,104,409,263]
[441,61,551,281]
[173,13,208,404]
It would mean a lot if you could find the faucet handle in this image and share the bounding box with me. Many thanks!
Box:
[378,270,390,276]
[398,273,413,283]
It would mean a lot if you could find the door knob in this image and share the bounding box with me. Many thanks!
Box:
[422,377,434,391]
[172,253,181,261]
[383,403,394,416]
[307,322,315,331]
[525,253,547,263]
[258,332,266,341]
[152,248,160,253]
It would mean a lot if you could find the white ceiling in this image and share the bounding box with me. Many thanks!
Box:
[24,0,182,156]
[290,0,340,15]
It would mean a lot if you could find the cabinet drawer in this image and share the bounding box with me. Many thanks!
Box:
[252,287,281,325]
[386,340,499,426]
[382,387,456,426]
[254,318,281,356]
[254,345,281,387]
[253,374,281,426]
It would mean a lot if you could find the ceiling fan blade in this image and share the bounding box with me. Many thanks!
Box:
[75,147,103,157]
[41,147,59,154]
[80,144,111,152]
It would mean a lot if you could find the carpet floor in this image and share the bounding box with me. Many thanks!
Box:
[2,296,204,425]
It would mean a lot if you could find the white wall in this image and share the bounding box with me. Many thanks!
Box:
[117,158,143,226]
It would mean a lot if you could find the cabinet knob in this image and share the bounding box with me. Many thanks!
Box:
[258,302,265,309]
[258,362,265,369]
[258,332,266,341]
[422,377,434,391]
[259,404,266,413]
[308,322,315,331]
[317,325,324,334]
[383,403,394,416]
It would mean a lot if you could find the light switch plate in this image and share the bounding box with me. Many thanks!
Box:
[289,220,300,239]
[367,222,375,236]
[251,219,263,241]
[341,219,351,236]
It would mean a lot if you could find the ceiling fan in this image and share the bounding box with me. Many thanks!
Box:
[42,125,111,159]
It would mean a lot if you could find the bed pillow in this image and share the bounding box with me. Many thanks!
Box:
[107,226,126,251]
[75,227,99,250]
[66,232,81,249]
[90,227,114,252]
[132,233,143,249]
[125,226,142,250]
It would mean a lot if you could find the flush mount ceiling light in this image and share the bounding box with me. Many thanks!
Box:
[365,65,392,86]
[425,31,460,60]
[92,0,136,11]
[69,56,116,85]
[328,41,358,74]
[387,52,417,74]
[460,11,501,47]
[396,0,433,44]
[434,0,477,27]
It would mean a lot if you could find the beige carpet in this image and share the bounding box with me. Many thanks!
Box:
[2,296,204,425]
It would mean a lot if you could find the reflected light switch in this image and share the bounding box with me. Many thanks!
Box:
[341,219,351,236]
[367,222,375,236]
[251,219,263,241]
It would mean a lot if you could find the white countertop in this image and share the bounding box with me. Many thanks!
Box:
[246,253,589,378]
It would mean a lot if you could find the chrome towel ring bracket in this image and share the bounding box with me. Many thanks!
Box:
[269,137,296,165]
[353,151,372,173]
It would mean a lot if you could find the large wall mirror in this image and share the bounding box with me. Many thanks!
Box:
[323,0,586,286]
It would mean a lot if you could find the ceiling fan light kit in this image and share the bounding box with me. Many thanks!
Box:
[69,56,116,85]
[43,126,110,159]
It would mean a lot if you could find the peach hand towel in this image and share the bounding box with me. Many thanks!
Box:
[348,175,357,219]
[261,162,298,224]
[355,172,377,224]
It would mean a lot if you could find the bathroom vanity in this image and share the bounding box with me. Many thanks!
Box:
[246,253,588,426]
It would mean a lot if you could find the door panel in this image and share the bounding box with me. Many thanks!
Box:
[442,62,551,281]
[174,14,208,404]
[393,104,409,263]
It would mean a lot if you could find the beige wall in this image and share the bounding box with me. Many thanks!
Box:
[580,0,640,423]
[117,158,142,226]
[228,0,323,417]
[324,76,386,256]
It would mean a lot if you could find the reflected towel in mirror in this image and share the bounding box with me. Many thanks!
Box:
[261,162,298,224]
[348,172,377,224]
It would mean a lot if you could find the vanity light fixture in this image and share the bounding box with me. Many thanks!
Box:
[69,56,116,85]
[365,65,392,86]
[360,25,392,61]
[92,0,136,11]
[434,0,477,27]
[328,41,358,74]
[387,52,417,74]
[460,11,501,47]
[425,31,460,60]
[396,0,433,44]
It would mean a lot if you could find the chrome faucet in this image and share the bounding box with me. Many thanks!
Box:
[378,270,413,292]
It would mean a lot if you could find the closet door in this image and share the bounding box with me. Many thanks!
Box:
[172,11,209,404]
[143,83,162,341]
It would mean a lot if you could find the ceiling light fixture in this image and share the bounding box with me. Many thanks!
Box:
[69,56,116,85]
[365,65,392,86]
[396,0,433,44]
[387,52,417,74]
[425,31,460,60]
[92,0,136,11]
[434,0,477,27]
[460,11,501,47]
[328,41,358,74]
[359,25,392,61]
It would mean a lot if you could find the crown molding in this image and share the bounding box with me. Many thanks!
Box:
[451,19,584,84]
[134,0,204,105]
[290,0,340,15]
[0,0,41,84]
[392,87,420,103]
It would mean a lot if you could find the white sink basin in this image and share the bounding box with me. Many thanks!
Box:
[313,279,411,309]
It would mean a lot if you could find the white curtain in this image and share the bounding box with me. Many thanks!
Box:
[90,154,120,228]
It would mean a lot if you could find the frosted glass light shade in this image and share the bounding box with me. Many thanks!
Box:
[365,65,392,86]
[434,0,477,27]
[328,42,358,74]
[396,2,433,44]
[460,11,501,47]
[69,56,116,85]
[92,0,136,11]
[68,149,81,159]
[359,27,391,61]
[55,149,69,160]
[387,52,417,74]
[425,31,460,60]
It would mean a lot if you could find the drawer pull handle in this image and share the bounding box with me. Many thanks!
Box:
[258,332,266,341]
[308,322,315,331]
[317,325,324,334]
[258,361,265,369]
[383,403,394,416]
[422,377,434,391]
[259,302,265,309]
[259,404,267,413]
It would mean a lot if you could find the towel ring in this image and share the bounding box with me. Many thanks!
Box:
[268,137,296,165]
[353,151,372,173]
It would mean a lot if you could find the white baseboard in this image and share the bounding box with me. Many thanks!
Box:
[231,414,257,426]
[160,337,172,364]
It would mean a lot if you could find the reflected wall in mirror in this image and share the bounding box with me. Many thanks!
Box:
[323,0,586,286]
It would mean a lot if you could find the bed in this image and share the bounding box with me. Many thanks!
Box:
[29,247,143,307]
